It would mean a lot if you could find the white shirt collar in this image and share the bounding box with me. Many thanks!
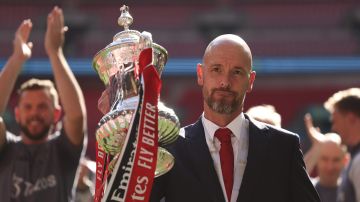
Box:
[202,112,245,143]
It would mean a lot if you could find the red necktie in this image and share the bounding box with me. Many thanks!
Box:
[215,128,234,202]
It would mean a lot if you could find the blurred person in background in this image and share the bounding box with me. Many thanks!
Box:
[246,104,282,127]
[0,6,86,202]
[247,104,349,202]
[323,88,360,202]
[304,113,349,202]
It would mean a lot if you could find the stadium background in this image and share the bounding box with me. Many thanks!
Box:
[1,0,360,158]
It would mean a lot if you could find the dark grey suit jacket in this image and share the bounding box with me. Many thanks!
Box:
[150,115,320,202]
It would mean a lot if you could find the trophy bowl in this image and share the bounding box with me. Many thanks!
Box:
[93,5,179,178]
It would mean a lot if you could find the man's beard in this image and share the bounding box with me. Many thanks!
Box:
[205,87,242,114]
[19,117,51,141]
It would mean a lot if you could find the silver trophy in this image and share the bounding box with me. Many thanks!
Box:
[93,5,180,178]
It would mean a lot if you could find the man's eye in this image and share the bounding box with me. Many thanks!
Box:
[38,104,48,111]
[24,105,31,110]
[234,69,245,75]
[211,67,221,72]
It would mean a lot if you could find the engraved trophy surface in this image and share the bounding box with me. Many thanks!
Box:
[93,5,179,179]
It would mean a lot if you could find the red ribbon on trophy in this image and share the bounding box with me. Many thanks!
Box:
[95,48,160,202]
[95,142,106,201]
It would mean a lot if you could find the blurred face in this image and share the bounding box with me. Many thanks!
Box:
[197,39,255,116]
[317,141,346,187]
[331,109,350,145]
[15,89,56,142]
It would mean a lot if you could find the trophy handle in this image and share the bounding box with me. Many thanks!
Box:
[155,147,175,177]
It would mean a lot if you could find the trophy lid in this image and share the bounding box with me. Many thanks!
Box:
[93,5,168,85]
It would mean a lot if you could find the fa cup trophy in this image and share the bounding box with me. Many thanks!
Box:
[93,5,180,202]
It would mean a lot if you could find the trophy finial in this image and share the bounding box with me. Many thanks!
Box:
[118,5,133,31]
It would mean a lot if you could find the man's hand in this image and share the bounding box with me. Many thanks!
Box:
[12,19,33,62]
[0,20,33,115]
[303,113,325,174]
[304,113,325,145]
[45,6,86,146]
[45,6,68,56]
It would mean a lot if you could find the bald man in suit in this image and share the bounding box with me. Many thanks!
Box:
[150,34,320,202]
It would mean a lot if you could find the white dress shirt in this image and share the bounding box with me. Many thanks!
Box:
[202,113,249,202]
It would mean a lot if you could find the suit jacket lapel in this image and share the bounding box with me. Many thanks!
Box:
[237,116,269,201]
[186,119,225,202]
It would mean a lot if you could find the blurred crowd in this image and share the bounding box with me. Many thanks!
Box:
[1,5,360,202]
[247,89,360,202]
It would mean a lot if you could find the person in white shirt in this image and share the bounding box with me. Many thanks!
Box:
[312,88,360,202]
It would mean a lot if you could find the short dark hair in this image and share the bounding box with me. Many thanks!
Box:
[324,88,360,118]
[18,78,59,107]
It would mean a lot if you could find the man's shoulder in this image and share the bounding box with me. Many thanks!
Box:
[0,133,23,163]
[1,132,22,153]
[164,121,202,149]
[47,129,82,153]
[267,124,299,139]
[182,119,203,134]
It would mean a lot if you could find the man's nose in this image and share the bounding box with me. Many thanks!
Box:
[220,73,231,88]
[29,107,41,115]
[325,161,334,169]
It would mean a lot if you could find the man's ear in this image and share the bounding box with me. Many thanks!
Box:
[54,107,62,123]
[343,152,351,168]
[247,71,256,93]
[14,107,20,123]
[197,63,204,86]
[347,112,358,124]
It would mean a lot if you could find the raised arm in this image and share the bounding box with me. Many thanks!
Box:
[0,20,33,115]
[45,6,86,146]
[303,113,325,174]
